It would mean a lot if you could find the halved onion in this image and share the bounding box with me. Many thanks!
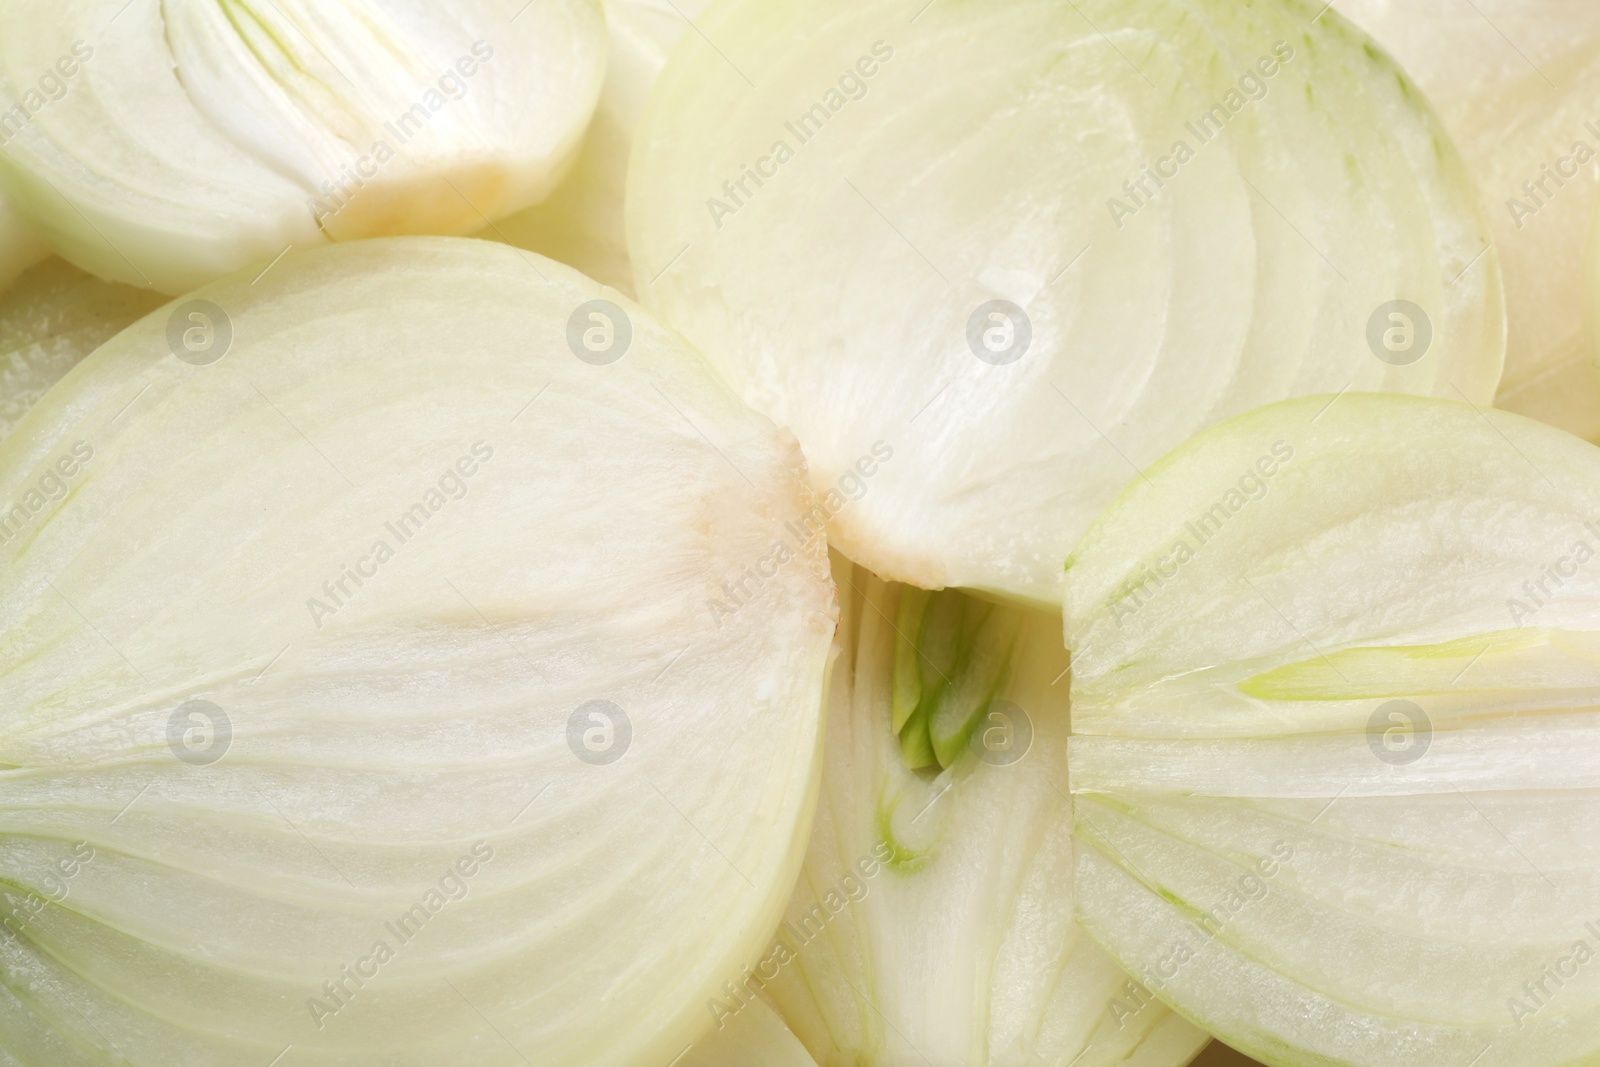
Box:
[0,237,836,1065]
[483,0,709,293]
[0,0,605,294]
[1340,0,1600,440]
[628,0,1505,609]
[1344,1,1600,441]
[1066,392,1600,1066]
[759,555,1208,1067]
[0,256,162,441]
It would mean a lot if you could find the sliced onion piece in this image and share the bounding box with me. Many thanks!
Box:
[0,237,836,1065]
[628,0,1505,609]
[681,1000,818,1067]
[483,0,709,293]
[0,0,605,294]
[758,555,1208,1067]
[1339,0,1600,440]
[1065,392,1600,1067]
[0,256,163,441]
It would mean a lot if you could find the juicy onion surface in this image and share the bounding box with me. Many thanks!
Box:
[627,0,1506,611]
[758,556,1208,1067]
[0,256,162,441]
[1339,0,1600,441]
[1065,393,1600,1067]
[0,238,838,1066]
[0,0,606,294]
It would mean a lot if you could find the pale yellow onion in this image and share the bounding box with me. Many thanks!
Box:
[0,0,606,294]
[1340,0,1600,440]
[629,0,1505,609]
[0,237,835,1065]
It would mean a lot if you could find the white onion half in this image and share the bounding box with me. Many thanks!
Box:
[0,0,606,294]
[1339,0,1600,440]
[0,237,836,1065]
[1066,392,1600,1066]
[628,0,1505,609]
[0,256,162,441]
[756,555,1208,1067]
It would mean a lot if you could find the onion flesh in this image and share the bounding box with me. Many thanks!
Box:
[758,555,1209,1067]
[0,236,836,1066]
[1066,392,1600,1067]
[0,0,606,294]
[629,0,1505,609]
[1339,0,1600,440]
